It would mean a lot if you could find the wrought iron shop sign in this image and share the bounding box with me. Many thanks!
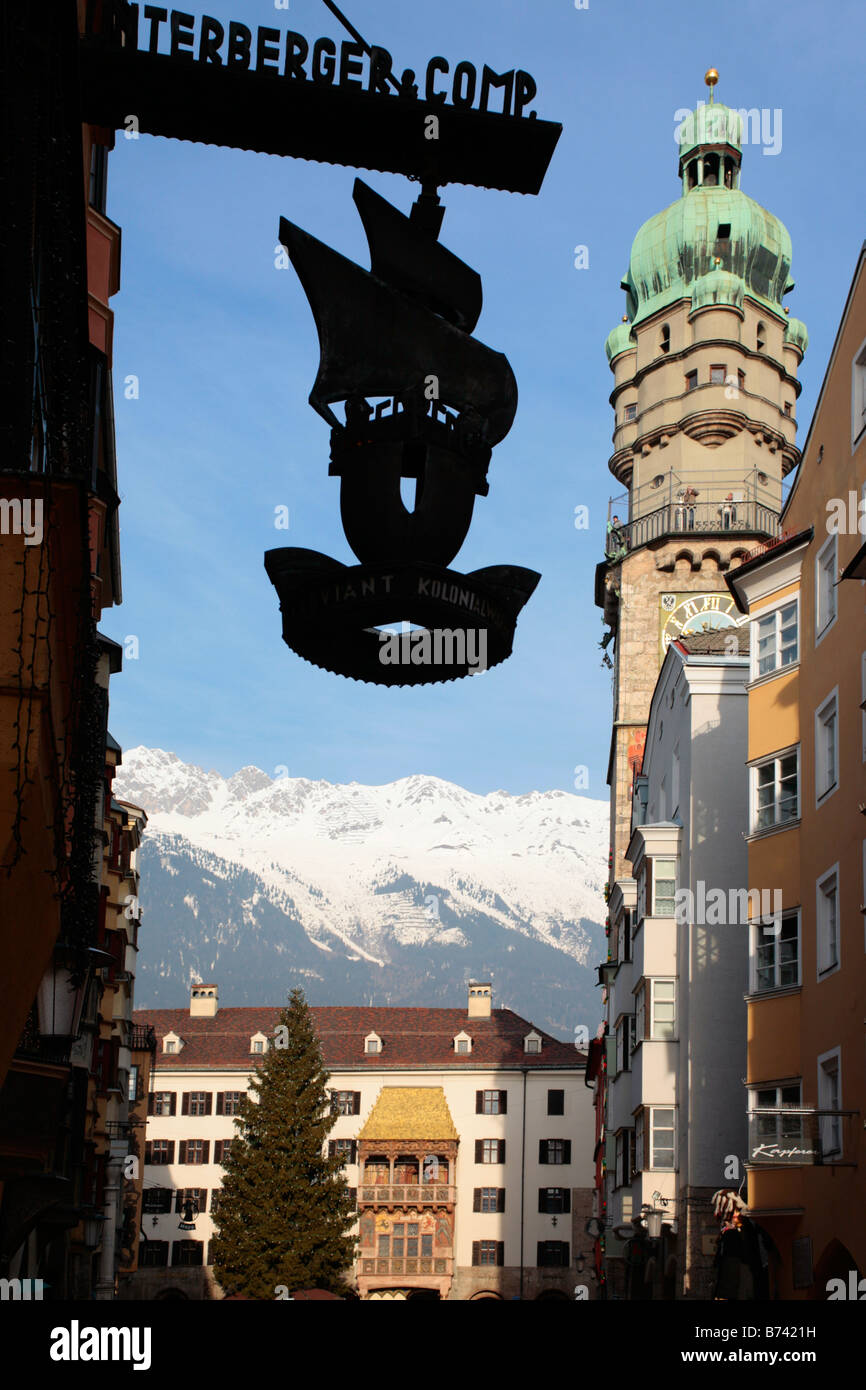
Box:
[80,6,561,193]
[265,180,539,685]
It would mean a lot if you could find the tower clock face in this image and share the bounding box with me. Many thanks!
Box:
[659,592,738,661]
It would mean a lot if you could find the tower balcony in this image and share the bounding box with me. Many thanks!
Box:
[603,469,782,561]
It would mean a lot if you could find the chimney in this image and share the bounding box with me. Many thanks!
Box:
[190,982,218,1018]
[467,980,492,1018]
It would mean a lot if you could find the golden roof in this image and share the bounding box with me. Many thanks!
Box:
[358,1086,458,1141]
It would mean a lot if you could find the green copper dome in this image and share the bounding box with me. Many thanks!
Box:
[677,101,742,164]
[623,185,793,327]
[784,315,809,356]
[610,91,800,333]
[690,266,744,314]
[605,320,636,363]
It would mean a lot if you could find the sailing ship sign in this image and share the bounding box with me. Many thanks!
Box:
[265,179,540,685]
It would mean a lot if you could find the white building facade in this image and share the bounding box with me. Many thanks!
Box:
[603,629,750,1298]
[129,983,595,1301]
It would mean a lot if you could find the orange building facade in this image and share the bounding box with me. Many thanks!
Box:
[727,244,866,1297]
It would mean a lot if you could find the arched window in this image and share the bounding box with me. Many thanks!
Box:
[660,324,671,355]
[757,321,766,352]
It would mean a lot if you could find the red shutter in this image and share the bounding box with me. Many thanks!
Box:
[205,1093,213,1116]
[216,1093,224,1116]
[353,1092,361,1115]
[563,1140,572,1164]
[473,1189,480,1212]
[166,1142,175,1163]
[500,1091,507,1115]
[178,1141,187,1163]
[145,1141,152,1163]
[496,1242,504,1267]
[474,1140,482,1163]
[499,1140,506,1163]
[472,1241,480,1266]
[498,1189,506,1212]
[201,1142,209,1164]
[539,1140,547,1164]
[147,1093,154,1116]
[169,1093,177,1116]
[475,1091,483,1114]
[181,1093,190,1116]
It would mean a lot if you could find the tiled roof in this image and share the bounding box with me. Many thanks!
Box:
[358,1087,458,1141]
[678,628,750,655]
[133,1005,584,1072]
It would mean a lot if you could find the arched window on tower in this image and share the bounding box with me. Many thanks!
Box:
[757,321,766,352]
[702,154,720,187]
[660,324,671,355]
[687,159,698,191]
[724,158,734,189]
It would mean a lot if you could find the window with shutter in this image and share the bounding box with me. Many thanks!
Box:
[499,1140,506,1163]
[547,1089,564,1115]
[473,1189,481,1212]
[216,1093,224,1115]
[181,1093,190,1116]
[539,1139,548,1164]
[472,1241,480,1265]
[178,1141,187,1163]
[496,1242,505,1267]
[498,1189,506,1213]
[475,1139,483,1163]
[476,1091,483,1114]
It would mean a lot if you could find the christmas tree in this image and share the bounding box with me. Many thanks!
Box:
[211,988,357,1297]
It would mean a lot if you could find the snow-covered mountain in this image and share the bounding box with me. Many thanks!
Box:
[115,748,609,1039]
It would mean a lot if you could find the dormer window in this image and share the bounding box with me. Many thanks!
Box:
[364,1033,382,1055]
[163,1032,182,1055]
[524,1032,542,1055]
[250,1032,268,1055]
[453,1031,472,1055]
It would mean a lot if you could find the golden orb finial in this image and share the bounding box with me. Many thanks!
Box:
[705,68,719,103]
[622,315,628,323]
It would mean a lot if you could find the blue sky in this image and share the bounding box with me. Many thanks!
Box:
[101,0,865,795]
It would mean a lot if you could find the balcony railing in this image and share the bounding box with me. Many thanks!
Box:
[747,1110,859,1166]
[129,1024,157,1053]
[604,471,782,560]
[359,1184,456,1206]
[360,1256,452,1277]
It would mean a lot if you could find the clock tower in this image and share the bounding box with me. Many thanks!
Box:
[597,72,808,877]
